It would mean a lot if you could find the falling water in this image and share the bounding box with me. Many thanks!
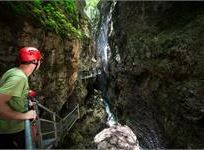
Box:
[94,1,167,149]
[96,1,115,73]
[96,1,117,126]
[103,96,117,126]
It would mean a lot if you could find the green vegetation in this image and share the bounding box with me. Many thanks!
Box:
[84,0,100,33]
[7,0,82,39]
[85,0,99,20]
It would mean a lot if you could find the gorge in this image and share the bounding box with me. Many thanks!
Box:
[0,1,204,149]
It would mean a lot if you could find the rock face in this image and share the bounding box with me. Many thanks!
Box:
[59,89,107,149]
[0,1,104,149]
[107,1,204,149]
[0,1,90,114]
[0,1,103,148]
[94,124,140,150]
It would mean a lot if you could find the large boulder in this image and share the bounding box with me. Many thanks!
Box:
[94,124,140,150]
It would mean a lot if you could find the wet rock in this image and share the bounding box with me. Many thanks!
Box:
[94,124,139,150]
[108,1,204,148]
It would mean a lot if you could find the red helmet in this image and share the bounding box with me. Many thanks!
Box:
[19,47,42,62]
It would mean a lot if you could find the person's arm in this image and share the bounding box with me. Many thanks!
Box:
[0,93,36,120]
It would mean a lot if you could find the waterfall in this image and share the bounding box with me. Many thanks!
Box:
[93,2,140,149]
[96,1,117,127]
[103,96,117,126]
[96,1,115,73]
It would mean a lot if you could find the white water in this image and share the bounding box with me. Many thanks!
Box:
[96,1,116,73]
[96,1,117,127]
[102,97,117,126]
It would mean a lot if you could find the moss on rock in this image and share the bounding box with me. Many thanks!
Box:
[5,0,82,39]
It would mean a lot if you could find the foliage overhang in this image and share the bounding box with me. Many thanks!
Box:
[7,0,83,39]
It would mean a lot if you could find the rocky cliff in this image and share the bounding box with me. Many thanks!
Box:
[1,1,204,149]
[108,1,204,148]
[0,0,93,116]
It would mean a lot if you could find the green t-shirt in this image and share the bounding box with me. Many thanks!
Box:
[0,67,29,134]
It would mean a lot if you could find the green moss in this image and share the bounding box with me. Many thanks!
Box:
[6,0,83,39]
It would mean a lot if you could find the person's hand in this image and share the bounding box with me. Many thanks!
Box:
[24,110,37,120]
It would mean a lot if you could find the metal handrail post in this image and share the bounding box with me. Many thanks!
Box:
[34,100,43,149]
[25,120,34,149]
[25,99,34,149]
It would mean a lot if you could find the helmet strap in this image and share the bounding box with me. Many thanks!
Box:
[32,61,39,72]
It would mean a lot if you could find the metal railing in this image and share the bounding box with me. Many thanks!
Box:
[25,98,80,149]
[25,100,34,149]
[79,68,101,79]
[34,100,60,149]
[59,104,80,139]
[25,118,34,149]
